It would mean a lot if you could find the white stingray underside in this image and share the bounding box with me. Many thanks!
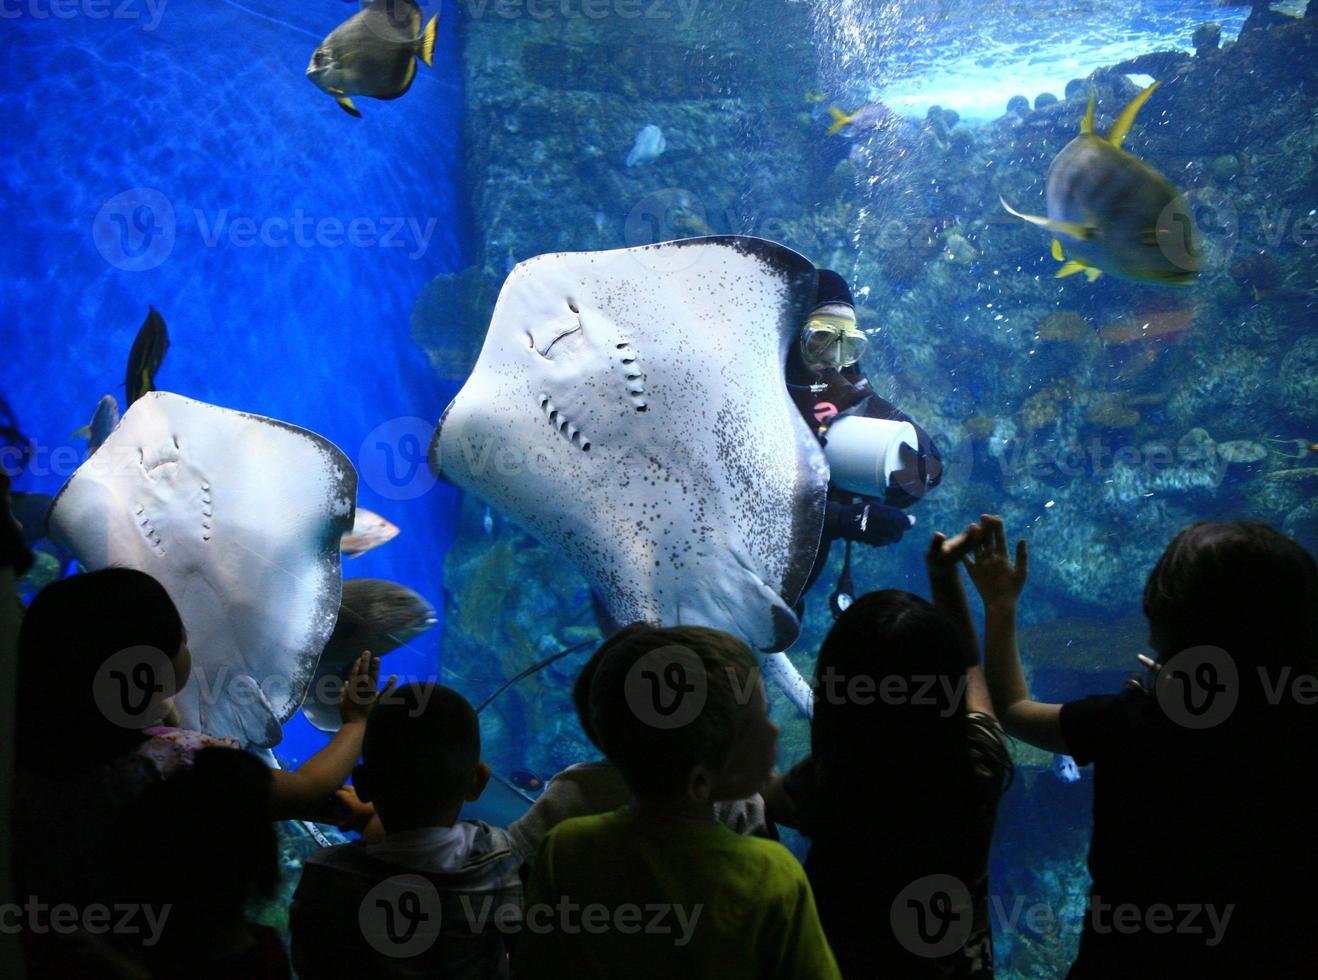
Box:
[48,392,356,746]
[431,236,830,653]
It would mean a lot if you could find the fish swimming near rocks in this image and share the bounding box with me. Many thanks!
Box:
[1001,82,1200,285]
[301,578,437,731]
[48,392,356,747]
[307,0,439,118]
[625,124,666,167]
[126,308,169,407]
[71,394,120,456]
[826,102,899,137]
[340,507,400,558]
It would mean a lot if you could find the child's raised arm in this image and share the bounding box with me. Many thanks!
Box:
[270,651,395,820]
[926,524,994,718]
[962,515,1068,754]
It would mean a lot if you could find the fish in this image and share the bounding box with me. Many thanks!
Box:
[301,578,437,732]
[1054,754,1081,783]
[307,0,439,118]
[509,768,543,793]
[625,124,666,167]
[1001,82,1200,286]
[826,102,899,137]
[125,307,169,407]
[804,88,826,105]
[429,236,831,716]
[48,392,357,747]
[70,394,120,455]
[339,507,400,558]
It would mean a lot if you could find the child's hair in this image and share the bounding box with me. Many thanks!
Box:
[572,622,653,750]
[112,747,277,950]
[16,568,185,773]
[811,590,1008,834]
[1144,522,1318,697]
[362,682,480,827]
[589,625,759,800]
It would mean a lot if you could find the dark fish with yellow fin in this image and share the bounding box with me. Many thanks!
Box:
[126,307,168,407]
[1001,82,1200,286]
[307,0,439,118]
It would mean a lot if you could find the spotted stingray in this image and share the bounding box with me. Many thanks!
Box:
[48,392,355,746]
[430,236,830,712]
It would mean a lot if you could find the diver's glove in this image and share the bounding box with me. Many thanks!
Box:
[827,500,915,547]
[0,471,34,578]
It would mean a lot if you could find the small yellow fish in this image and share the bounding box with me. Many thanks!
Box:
[1002,82,1200,286]
[307,0,439,118]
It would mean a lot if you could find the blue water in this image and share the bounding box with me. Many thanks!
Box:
[0,0,467,763]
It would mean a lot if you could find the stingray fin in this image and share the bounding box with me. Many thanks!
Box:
[226,674,284,748]
[337,96,362,118]
[1107,80,1159,149]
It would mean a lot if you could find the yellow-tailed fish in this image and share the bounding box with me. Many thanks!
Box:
[125,307,168,407]
[307,0,439,118]
[1001,82,1200,285]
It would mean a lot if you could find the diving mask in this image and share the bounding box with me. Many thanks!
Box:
[801,314,868,368]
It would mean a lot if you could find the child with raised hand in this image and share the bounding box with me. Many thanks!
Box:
[291,682,525,980]
[763,526,1013,978]
[12,568,393,914]
[964,514,1318,978]
[514,625,840,980]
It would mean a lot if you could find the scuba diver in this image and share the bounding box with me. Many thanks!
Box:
[790,269,943,618]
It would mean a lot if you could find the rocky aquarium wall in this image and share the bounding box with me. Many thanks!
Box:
[419,4,1316,973]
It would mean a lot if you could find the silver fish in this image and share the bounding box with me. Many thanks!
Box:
[301,578,437,731]
[71,394,120,456]
[1002,82,1200,286]
[307,0,439,118]
[340,507,400,558]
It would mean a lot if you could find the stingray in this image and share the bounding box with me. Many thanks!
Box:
[430,236,830,712]
[48,392,356,746]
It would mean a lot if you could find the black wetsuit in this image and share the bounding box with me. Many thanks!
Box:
[786,342,943,600]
